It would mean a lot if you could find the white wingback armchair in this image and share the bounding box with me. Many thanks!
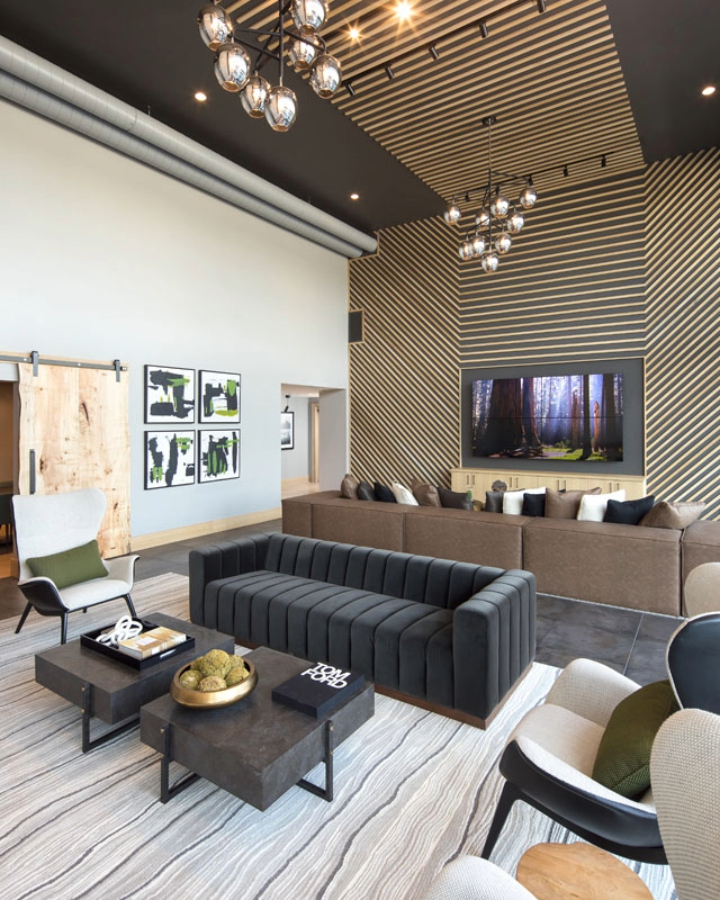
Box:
[423,708,720,900]
[12,488,139,643]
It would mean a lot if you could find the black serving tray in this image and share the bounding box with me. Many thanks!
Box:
[80,619,196,671]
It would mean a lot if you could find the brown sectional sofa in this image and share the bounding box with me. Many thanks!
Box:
[282,491,720,616]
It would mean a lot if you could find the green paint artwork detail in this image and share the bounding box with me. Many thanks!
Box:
[207,438,239,476]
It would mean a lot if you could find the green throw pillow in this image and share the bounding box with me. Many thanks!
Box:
[27,540,108,589]
[592,680,679,798]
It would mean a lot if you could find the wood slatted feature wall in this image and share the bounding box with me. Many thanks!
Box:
[459,170,647,366]
[348,218,459,487]
[645,147,720,518]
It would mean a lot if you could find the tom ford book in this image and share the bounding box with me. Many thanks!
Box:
[272,663,365,718]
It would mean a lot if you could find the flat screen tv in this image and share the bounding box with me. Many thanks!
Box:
[472,371,623,462]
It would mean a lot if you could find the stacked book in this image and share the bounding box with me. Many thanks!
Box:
[116,625,188,660]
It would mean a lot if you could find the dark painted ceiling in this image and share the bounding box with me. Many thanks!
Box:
[0,0,717,237]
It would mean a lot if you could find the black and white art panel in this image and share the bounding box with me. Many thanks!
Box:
[145,364,195,424]
[199,429,240,483]
[145,431,196,489]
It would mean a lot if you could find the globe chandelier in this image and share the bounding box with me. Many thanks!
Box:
[443,116,538,274]
[197,0,343,133]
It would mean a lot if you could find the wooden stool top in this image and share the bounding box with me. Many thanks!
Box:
[516,843,653,900]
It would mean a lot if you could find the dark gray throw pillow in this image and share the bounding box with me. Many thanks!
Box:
[484,491,505,513]
[437,486,473,510]
[357,481,375,501]
[604,495,655,525]
[522,492,546,517]
[374,482,397,502]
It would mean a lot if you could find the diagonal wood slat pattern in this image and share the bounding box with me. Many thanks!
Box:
[224,1,643,220]
[348,218,460,487]
[459,169,647,366]
[645,147,720,518]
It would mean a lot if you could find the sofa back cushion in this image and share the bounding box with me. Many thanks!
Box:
[263,533,503,610]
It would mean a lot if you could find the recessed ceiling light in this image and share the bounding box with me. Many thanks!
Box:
[350,192,360,201]
[701,85,716,97]
[194,91,208,102]
[349,26,360,41]
[395,1,412,21]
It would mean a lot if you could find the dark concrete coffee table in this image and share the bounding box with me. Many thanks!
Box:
[35,612,233,753]
[140,645,375,811]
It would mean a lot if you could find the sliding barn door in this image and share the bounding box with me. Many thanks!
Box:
[17,360,131,557]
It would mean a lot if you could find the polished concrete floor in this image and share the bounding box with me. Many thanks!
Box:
[0,517,680,684]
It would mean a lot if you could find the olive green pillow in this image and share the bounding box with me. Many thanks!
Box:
[27,539,108,589]
[592,680,679,798]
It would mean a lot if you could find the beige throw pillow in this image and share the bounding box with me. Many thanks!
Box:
[411,478,442,507]
[640,500,705,529]
[545,487,602,519]
[340,473,359,500]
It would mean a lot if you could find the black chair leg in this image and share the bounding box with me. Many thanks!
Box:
[15,602,32,635]
[60,613,68,645]
[481,781,522,860]
[125,594,138,619]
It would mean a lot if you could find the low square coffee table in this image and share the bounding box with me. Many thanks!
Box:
[35,612,234,753]
[140,646,375,811]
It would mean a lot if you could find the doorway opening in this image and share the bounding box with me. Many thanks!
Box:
[0,380,17,577]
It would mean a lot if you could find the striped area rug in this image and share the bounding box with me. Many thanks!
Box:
[1,574,675,900]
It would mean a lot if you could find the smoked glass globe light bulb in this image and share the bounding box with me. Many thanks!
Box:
[289,34,320,71]
[459,239,474,262]
[476,208,491,229]
[264,85,298,132]
[481,251,499,273]
[240,73,270,118]
[490,191,510,218]
[495,232,512,254]
[198,4,234,51]
[291,0,328,33]
[519,185,538,209]
[309,54,342,98]
[443,199,461,225]
[214,42,250,92]
[507,209,525,233]
[471,233,486,257]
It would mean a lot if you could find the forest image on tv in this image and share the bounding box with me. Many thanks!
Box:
[472,372,623,461]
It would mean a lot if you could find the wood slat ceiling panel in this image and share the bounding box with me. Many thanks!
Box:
[223,0,643,216]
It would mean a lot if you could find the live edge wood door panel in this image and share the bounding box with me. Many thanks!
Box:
[17,360,131,557]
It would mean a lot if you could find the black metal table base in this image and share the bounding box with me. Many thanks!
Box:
[158,719,335,805]
[80,682,138,753]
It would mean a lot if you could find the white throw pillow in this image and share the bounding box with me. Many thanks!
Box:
[503,486,546,515]
[391,482,419,506]
[577,489,626,522]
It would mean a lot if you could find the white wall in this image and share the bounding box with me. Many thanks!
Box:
[0,99,349,537]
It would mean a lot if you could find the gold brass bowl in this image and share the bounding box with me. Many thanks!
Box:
[170,659,257,709]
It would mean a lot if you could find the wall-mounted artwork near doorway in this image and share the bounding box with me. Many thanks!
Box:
[145,431,195,489]
[145,364,195,423]
[199,430,240,482]
[199,370,241,423]
[281,412,295,450]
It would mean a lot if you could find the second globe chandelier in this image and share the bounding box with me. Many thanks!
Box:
[197,0,342,133]
[443,116,538,273]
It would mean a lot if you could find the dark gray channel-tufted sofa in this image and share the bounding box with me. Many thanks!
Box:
[189,533,536,727]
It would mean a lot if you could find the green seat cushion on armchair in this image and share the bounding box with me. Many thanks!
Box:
[592,679,679,798]
[27,539,108,589]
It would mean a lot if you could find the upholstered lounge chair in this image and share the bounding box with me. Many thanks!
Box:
[423,708,720,900]
[481,658,665,865]
[13,488,138,643]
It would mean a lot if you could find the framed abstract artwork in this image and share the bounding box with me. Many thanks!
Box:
[199,370,241,423]
[199,429,240,482]
[280,411,295,450]
[145,364,195,424]
[145,431,196,489]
